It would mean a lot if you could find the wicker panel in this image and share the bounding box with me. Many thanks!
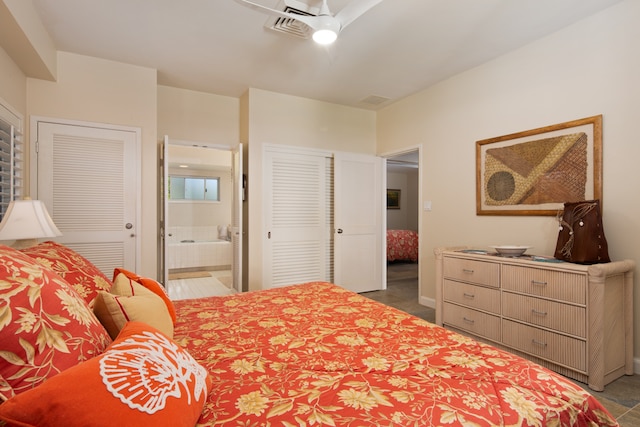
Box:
[444,280,501,314]
[602,274,626,376]
[502,292,585,337]
[443,257,500,287]
[503,320,586,372]
[471,334,590,385]
[443,303,501,342]
[501,265,586,304]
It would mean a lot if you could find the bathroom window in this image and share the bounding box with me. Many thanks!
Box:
[169,176,220,201]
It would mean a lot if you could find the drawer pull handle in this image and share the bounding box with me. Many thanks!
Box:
[462,269,474,274]
[463,317,475,325]
[531,309,548,316]
[463,293,475,299]
[532,339,547,348]
[531,280,548,286]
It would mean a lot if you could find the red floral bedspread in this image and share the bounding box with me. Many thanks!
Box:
[173,282,616,427]
[387,229,419,262]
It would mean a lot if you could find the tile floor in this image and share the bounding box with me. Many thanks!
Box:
[167,270,233,300]
[361,262,640,426]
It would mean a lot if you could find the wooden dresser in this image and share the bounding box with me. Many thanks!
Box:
[434,247,635,391]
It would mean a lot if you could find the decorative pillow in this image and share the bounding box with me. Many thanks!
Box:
[112,268,176,324]
[0,322,212,427]
[0,373,15,402]
[0,245,112,396]
[21,241,112,308]
[93,280,174,340]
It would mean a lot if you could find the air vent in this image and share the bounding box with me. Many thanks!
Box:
[265,0,318,39]
[359,95,391,106]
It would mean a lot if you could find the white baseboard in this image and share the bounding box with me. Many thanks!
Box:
[419,296,435,309]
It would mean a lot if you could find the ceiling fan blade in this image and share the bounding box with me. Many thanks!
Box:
[334,0,384,29]
[233,0,320,30]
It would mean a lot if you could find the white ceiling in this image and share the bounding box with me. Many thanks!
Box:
[31,0,621,110]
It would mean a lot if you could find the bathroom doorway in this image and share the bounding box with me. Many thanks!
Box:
[160,138,242,298]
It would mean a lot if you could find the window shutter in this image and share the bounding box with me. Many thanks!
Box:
[0,101,23,220]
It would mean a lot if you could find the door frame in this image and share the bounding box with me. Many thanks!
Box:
[160,138,242,290]
[380,145,429,306]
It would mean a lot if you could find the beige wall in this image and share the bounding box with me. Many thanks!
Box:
[387,169,418,231]
[157,85,239,145]
[27,52,158,278]
[0,46,26,118]
[244,88,377,290]
[377,0,640,362]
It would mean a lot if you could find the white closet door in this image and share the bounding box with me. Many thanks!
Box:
[34,119,139,277]
[264,149,327,288]
[334,152,384,293]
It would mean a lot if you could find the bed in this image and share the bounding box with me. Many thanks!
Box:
[0,241,618,426]
[174,281,616,426]
[387,229,419,262]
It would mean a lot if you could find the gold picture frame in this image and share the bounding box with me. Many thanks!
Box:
[476,115,602,216]
[387,189,401,209]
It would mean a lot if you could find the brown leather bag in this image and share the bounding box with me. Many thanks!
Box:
[554,199,610,264]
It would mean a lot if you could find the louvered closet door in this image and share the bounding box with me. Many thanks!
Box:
[34,120,139,277]
[264,149,327,288]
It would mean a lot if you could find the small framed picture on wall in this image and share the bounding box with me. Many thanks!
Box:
[387,189,401,209]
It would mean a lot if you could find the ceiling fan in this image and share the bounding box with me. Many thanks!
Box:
[233,0,384,45]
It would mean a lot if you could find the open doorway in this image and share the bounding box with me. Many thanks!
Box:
[161,140,242,300]
[384,149,421,309]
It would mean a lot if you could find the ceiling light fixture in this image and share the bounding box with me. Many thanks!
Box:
[312,29,338,44]
[234,0,383,46]
[311,16,340,45]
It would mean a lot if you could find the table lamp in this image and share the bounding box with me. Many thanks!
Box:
[0,199,62,249]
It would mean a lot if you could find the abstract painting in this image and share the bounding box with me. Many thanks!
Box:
[476,115,602,215]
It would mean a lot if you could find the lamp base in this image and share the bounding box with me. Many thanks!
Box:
[10,238,38,250]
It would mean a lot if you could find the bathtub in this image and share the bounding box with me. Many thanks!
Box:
[167,239,232,270]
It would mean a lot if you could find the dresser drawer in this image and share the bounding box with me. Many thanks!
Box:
[502,292,585,337]
[443,257,500,288]
[443,302,501,342]
[444,280,501,314]
[501,265,586,304]
[502,320,586,372]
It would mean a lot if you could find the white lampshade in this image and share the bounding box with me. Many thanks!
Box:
[0,199,62,248]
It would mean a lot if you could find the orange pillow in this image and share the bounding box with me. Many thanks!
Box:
[0,245,112,396]
[113,268,176,324]
[21,241,112,307]
[0,322,212,427]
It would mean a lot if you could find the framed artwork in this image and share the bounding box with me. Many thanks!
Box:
[387,189,401,209]
[476,115,602,216]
